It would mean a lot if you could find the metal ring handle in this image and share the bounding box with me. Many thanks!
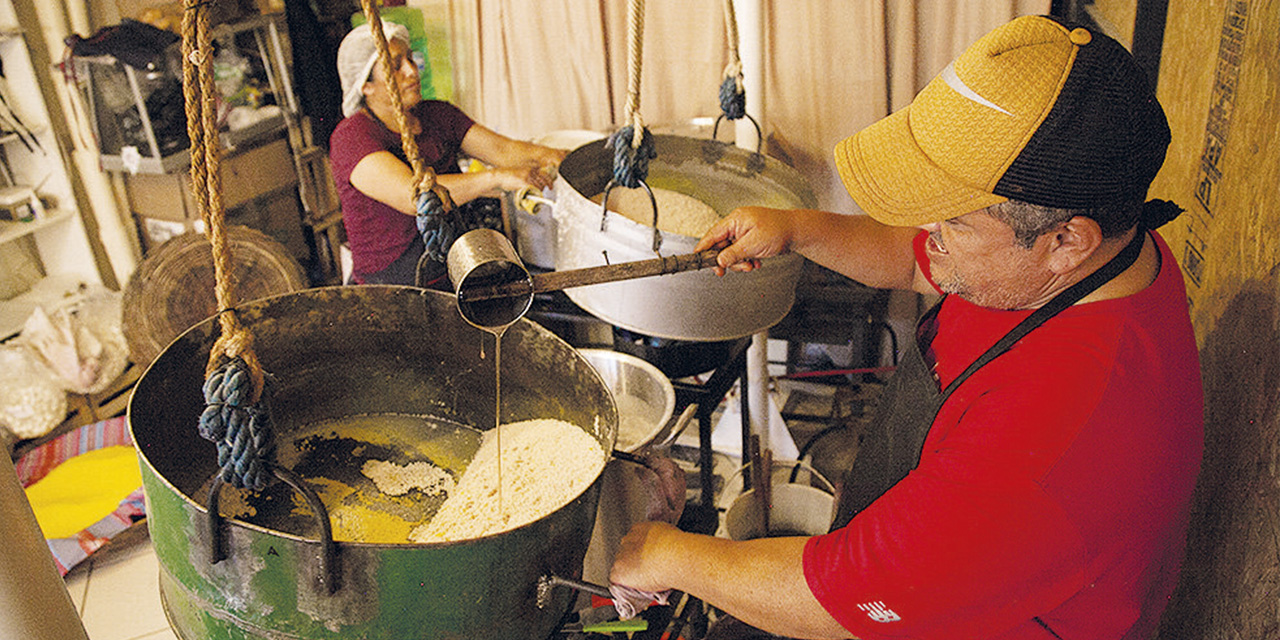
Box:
[712,112,763,155]
[601,178,663,253]
[205,463,342,595]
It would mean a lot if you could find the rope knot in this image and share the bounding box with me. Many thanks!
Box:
[199,357,276,490]
[608,125,657,189]
[719,75,746,121]
[416,189,458,263]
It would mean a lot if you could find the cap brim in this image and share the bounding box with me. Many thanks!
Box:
[835,108,1006,226]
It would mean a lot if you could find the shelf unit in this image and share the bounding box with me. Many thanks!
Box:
[71,14,299,175]
[0,17,104,340]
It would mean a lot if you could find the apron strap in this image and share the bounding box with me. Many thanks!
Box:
[937,227,1147,401]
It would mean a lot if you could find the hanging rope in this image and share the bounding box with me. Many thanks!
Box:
[607,0,656,188]
[711,0,761,152]
[718,0,746,120]
[183,0,274,491]
[359,0,461,266]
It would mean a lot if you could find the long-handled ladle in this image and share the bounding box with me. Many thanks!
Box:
[446,228,721,329]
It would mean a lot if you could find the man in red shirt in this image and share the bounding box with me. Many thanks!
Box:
[610,15,1203,640]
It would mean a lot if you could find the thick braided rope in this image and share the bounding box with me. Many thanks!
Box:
[623,0,644,145]
[362,0,424,184]
[719,0,746,120]
[360,0,458,258]
[180,6,209,228]
[183,0,273,490]
[608,0,656,188]
[199,358,274,489]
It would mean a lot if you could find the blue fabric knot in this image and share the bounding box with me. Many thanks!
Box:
[608,125,657,189]
[416,191,504,263]
[719,76,746,120]
[416,189,457,263]
[199,357,275,491]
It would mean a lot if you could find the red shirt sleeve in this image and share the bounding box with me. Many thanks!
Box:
[803,420,1087,639]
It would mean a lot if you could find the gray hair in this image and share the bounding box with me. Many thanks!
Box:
[987,199,1142,249]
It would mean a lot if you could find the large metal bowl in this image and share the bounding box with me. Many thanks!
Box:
[552,134,817,341]
[129,286,617,640]
[578,348,675,453]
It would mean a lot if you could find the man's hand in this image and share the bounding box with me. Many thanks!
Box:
[610,521,681,593]
[695,206,796,276]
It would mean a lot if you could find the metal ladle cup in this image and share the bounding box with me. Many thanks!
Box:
[448,228,725,329]
[447,228,534,329]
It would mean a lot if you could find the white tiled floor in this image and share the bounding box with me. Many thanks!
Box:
[62,527,178,640]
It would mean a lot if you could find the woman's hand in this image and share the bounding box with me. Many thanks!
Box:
[530,145,568,170]
[489,163,557,193]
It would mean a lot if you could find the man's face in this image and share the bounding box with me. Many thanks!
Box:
[919,209,1057,310]
[364,39,421,110]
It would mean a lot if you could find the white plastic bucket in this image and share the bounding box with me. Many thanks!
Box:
[722,460,836,540]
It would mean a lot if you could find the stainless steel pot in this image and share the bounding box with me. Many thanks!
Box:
[551,134,817,341]
[128,286,617,639]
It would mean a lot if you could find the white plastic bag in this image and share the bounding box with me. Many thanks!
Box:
[20,286,128,395]
[0,344,67,440]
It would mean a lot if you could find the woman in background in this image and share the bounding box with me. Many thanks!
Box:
[329,22,564,286]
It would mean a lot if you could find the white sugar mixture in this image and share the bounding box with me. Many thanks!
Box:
[594,186,721,237]
[409,418,606,542]
[361,459,454,497]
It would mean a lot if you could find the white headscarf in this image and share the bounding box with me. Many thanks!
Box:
[336,22,411,118]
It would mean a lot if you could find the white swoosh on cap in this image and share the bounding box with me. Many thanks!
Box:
[940,62,1012,116]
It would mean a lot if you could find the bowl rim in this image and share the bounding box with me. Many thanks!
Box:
[577,348,676,453]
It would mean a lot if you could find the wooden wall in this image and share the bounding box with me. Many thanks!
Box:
[1149,0,1280,637]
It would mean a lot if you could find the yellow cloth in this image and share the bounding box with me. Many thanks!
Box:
[24,446,142,539]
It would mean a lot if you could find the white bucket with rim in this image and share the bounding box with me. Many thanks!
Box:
[722,459,837,540]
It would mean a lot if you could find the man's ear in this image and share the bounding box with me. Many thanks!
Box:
[1043,216,1103,275]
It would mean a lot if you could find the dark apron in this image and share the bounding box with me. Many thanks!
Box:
[831,228,1147,529]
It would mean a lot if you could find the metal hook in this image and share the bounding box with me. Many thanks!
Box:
[600,178,663,253]
[712,112,764,155]
[205,463,342,595]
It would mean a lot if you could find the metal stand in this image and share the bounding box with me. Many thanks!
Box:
[671,337,751,536]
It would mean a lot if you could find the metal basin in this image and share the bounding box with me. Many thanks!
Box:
[552,134,817,341]
[128,286,617,639]
[577,348,675,453]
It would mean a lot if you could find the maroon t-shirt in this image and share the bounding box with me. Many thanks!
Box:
[328,101,474,277]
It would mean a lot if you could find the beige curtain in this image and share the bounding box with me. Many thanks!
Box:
[441,0,1049,210]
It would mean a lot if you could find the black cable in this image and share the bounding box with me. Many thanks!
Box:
[791,423,854,483]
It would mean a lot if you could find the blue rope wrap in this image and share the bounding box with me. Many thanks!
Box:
[416,190,505,263]
[608,125,657,189]
[199,357,275,491]
[415,189,457,263]
[719,76,746,120]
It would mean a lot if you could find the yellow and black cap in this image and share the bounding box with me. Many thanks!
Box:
[836,15,1171,227]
